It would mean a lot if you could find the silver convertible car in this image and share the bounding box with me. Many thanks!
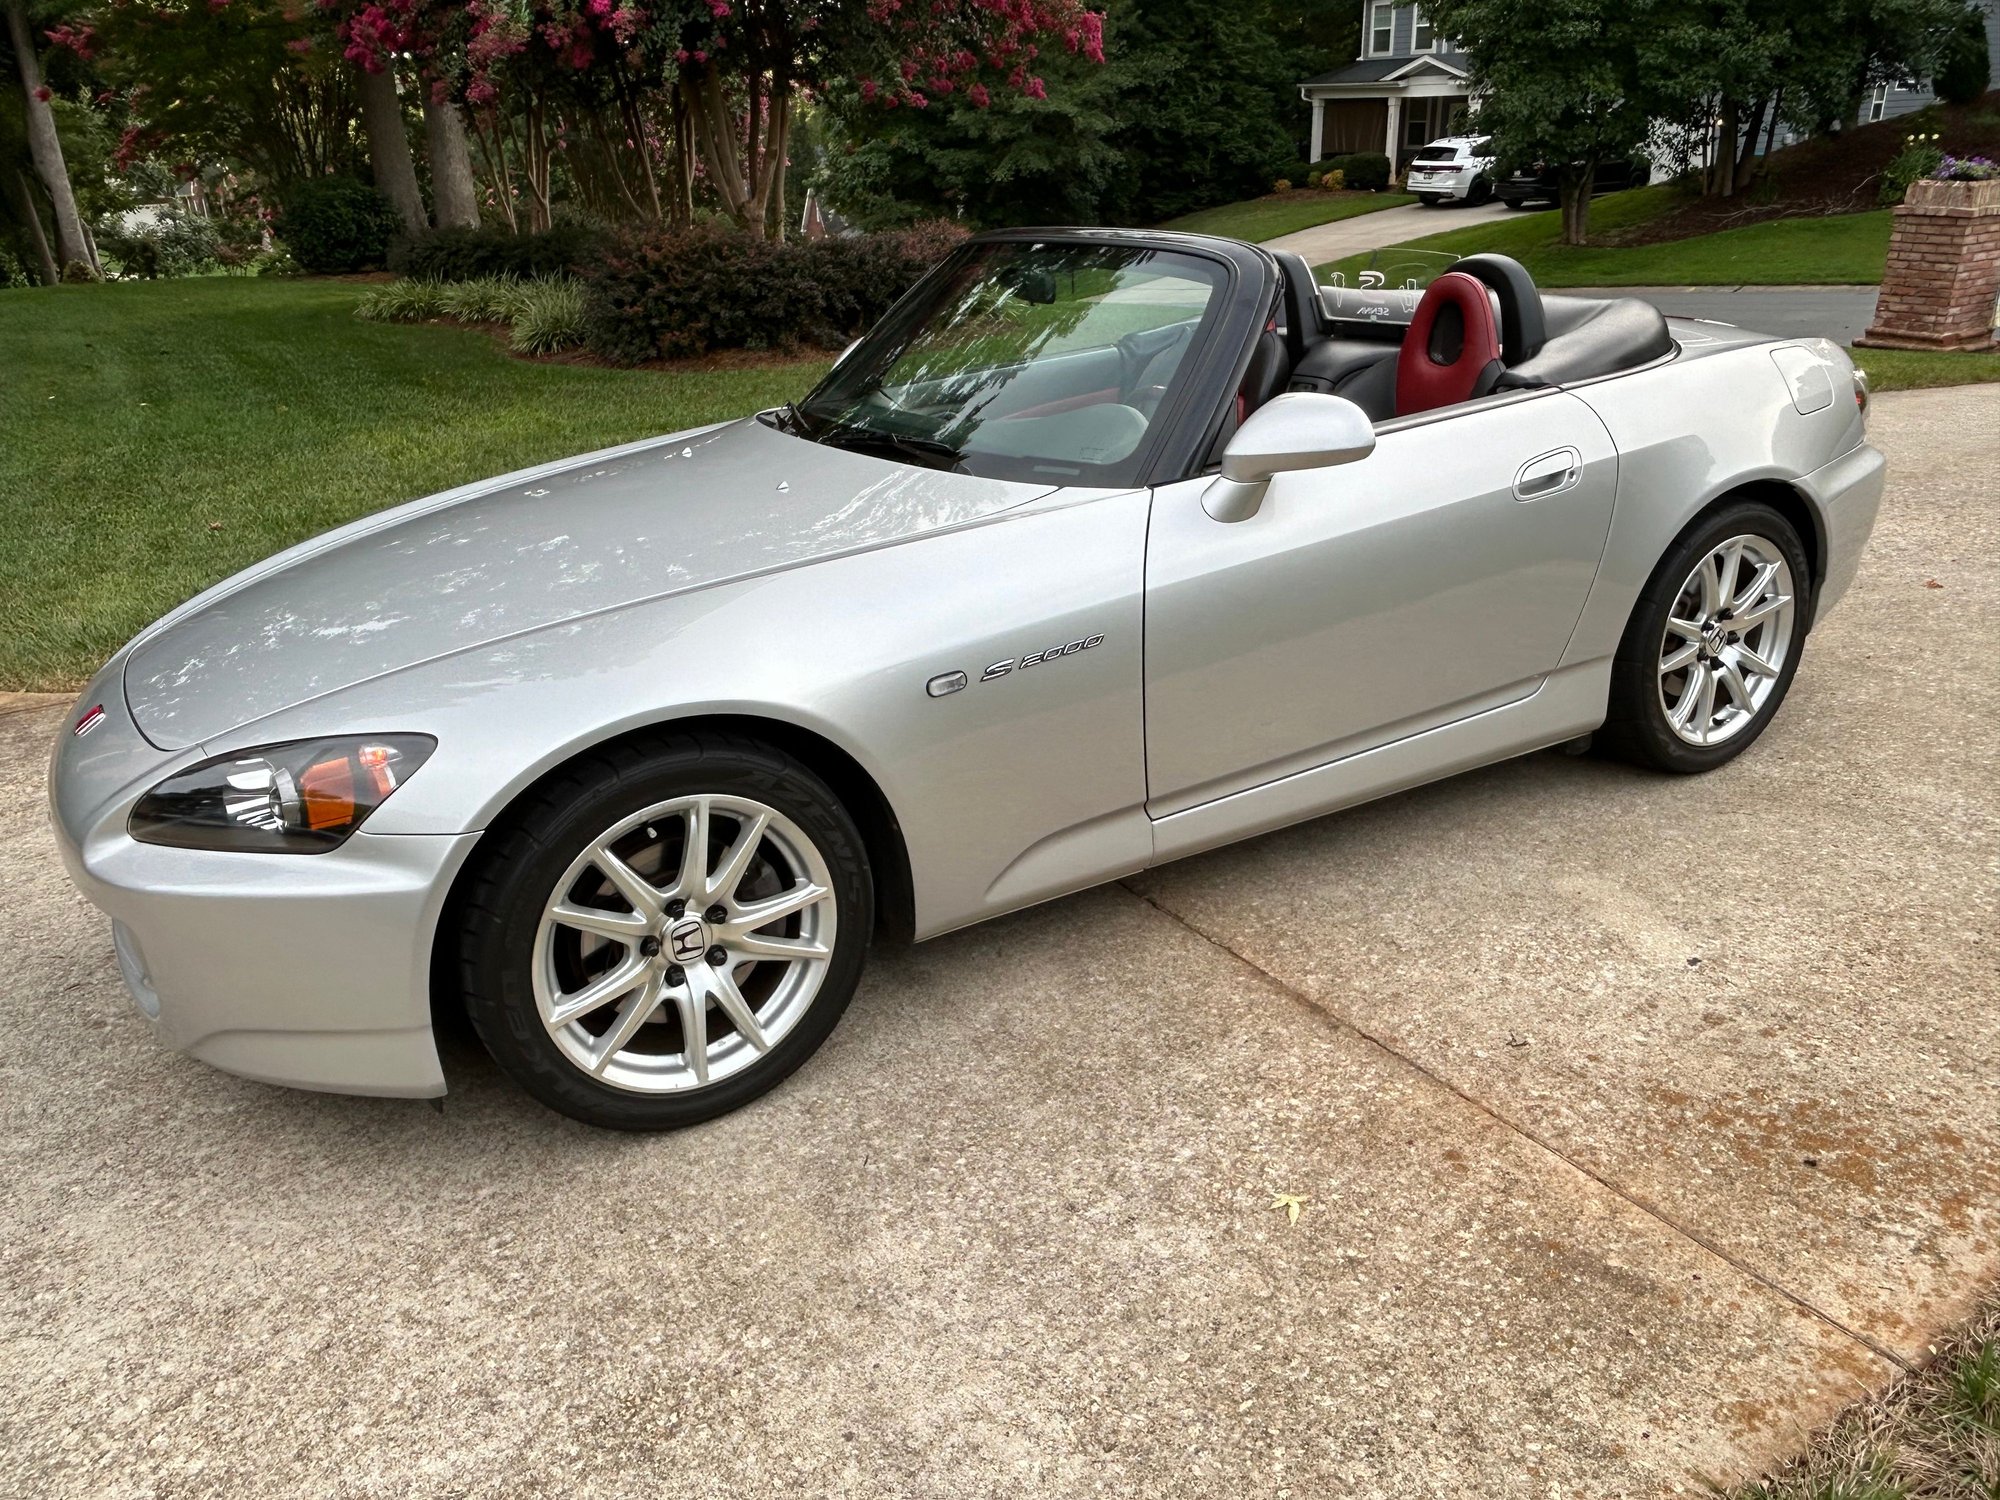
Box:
[50,230,1884,1129]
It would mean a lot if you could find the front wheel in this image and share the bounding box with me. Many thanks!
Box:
[1598,501,1813,774]
[455,733,873,1129]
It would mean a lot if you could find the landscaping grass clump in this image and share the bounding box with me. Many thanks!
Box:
[0,278,824,689]
[1160,189,1415,242]
[508,277,590,356]
[1714,1289,2000,1500]
[355,273,589,356]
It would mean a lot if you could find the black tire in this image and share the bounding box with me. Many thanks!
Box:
[1597,500,1814,774]
[454,731,873,1130]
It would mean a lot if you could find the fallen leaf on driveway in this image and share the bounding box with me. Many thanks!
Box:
[1270,1193,1309,1225]
[1925,578,1944,588]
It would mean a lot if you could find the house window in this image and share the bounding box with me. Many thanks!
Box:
[1406,104,1433,147]
[1412,9,1435,50]
[1370,3,1393,56]
[1867,84,1887,123]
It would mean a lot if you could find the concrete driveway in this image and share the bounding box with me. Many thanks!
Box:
[1264,196,1511,262]
[3,387,1996,1499]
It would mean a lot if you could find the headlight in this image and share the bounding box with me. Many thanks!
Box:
[129,735,436,853]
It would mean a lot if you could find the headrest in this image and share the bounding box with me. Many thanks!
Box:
[1449,253,1546,364]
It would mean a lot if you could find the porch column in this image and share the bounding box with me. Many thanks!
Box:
[1384,94,1402,162]
[1309,97,1326,163]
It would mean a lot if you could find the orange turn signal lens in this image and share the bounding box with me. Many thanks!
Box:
[298,756,358,832]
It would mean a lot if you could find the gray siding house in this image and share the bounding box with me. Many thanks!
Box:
[1298,4,1470,167]
[1858,0,1999,125]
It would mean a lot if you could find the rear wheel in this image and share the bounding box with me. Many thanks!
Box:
[1598,502,1813,774]
[456,733,872,1129]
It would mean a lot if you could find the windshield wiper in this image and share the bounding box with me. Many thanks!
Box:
[813,421,965,472]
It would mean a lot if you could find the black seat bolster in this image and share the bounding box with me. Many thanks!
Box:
[1286,338,1400,423]
[1509,295,1673,384]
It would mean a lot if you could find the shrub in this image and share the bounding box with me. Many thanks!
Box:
[1329,152,1393,192]
[254,248,302,277]
[1273,178,1294,193]
[1881,133,1947,204]
[581,220,969,365]
[96,213,221,279]
[388,223,607,282]
[275,176,398,272]
[509,277,589,356]
[1320,168,1346,191]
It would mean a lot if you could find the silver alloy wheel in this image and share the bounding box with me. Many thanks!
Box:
[1658,533,1797,747]
[533,794,837,1094]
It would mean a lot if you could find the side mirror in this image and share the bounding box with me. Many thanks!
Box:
[1202,392,1376,522]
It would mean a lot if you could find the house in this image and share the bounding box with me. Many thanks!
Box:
[1298,5,1470,167]
[1856,0,2000,125]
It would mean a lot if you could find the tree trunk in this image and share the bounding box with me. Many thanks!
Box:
[353,61,427,235]
[1733,93,1769,191]
[1712,97,1738,198]
[9,167,59,284]
[6,0,92,272]
[1558,169,1591,246]
[423,100,482,229]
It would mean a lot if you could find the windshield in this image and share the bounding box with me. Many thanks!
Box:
[789,241,1226,485]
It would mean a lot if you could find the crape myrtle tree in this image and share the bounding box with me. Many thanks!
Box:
[816,0,1359,230]
[387,0,1107,237]
[70,0,1105,246]
[4,0,96,274]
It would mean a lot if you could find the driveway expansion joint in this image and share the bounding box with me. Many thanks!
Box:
[1116,878,1918,1379]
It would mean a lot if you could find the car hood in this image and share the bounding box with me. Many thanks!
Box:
[124,416,1057,749]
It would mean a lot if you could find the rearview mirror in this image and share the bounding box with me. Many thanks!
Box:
[1203,392,1376,522]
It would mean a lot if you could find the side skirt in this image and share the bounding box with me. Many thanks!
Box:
[1148,658,1611,867]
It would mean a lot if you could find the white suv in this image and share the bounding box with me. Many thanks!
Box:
[1404,136,1496,205]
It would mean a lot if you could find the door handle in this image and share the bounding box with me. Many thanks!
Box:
[1513,447,1582,501]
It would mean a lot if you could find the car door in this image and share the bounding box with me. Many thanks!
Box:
[1142,390,1617,813]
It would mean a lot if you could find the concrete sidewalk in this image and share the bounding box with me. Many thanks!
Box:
[1264,196,1510,263]
[2,388,1995,1499]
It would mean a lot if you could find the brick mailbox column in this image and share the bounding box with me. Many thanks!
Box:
[1859,177,2000,352]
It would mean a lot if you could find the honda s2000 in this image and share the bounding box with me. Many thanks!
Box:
[50,231,1884,1128]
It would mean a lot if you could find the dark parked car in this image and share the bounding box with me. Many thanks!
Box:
[1496,159,1651,208]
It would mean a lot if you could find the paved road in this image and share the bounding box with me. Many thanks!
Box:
[3,389,1997,1498]
[1263,196,1511,263]
[1575,285,1882,346]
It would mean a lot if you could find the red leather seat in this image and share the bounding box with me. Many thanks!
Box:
[1395,271,1505,417]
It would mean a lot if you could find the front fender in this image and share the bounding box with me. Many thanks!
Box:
[225,487,1155,940]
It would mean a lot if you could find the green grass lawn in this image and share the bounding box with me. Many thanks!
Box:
[0,277,826,690]
[1162,190,1415,242]
[1850,346,2000,392]
[1318,185,1892,286]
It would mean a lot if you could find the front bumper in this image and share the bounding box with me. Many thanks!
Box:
[48,678,473,1099]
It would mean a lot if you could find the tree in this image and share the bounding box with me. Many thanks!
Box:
[1424,0,1657,243]
[1936,2,1992,105]
[4,0,92,271]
